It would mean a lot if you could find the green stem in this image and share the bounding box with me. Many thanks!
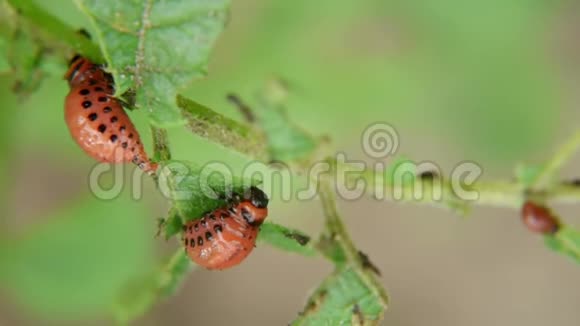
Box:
[318,179,389,305]
[531,129,580,191]
[346,166,580,212]
[6,0,103,62]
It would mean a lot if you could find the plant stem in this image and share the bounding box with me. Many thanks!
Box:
[531,129,580,191]
[344,167,580,213]
[317,178,389,305]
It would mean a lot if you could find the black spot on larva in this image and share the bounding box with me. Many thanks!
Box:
[197,236,203,246]
[110,135,118,142]
[136,140,140,144]
[201,219,207,228]
[214,225,222,233]
[190,238,195,248]
[241,207,254,224]
[110,116,118,123]
[94,86,104,92]
[121,142,128,149]
[120,126,126,132]
[209,214,216,221]
[79,89,90,95]
[98,96,108,102]
[129,133,134,138]
[205,231,213,241]
[82,100,92,108]
[103,106,112,113]
[222,211,231,219]
[194,223,199,231]
[98,124,107,133]
[89,79,98,85]
[131,147,135,152]
[88,113,97,121]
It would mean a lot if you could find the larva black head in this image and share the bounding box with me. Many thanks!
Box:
[244,186,269,208]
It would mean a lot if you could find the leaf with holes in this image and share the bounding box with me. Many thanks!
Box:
[292,266,387,325]
[76,0,230,126]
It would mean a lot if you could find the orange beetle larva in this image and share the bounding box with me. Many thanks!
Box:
[64,55,157,174]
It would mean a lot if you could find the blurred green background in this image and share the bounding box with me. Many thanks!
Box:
[1,0,580,325]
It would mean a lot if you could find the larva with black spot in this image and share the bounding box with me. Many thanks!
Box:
[64,55,157,174]
[182,186,269,270]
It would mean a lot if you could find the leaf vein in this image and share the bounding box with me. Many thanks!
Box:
[135,0,153,88]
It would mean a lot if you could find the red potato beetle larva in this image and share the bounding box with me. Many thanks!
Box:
[521,200,560,235]
[182,186,269,270]
[64,55,157,174]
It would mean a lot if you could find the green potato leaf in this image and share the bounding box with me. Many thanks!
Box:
[76,0,230,126]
